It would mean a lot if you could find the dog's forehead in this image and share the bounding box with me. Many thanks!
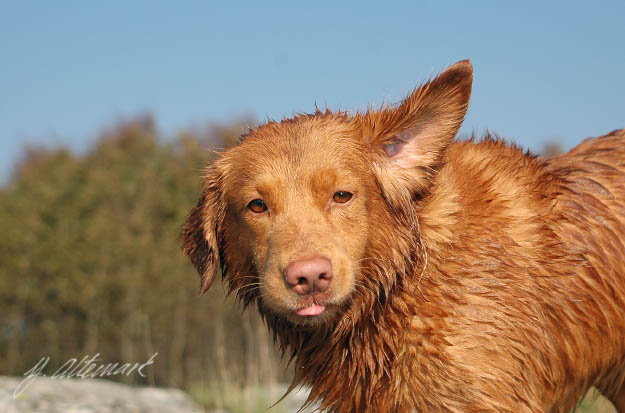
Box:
[226,116,367,177]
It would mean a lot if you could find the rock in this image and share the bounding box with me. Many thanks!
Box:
[0,376,204,412]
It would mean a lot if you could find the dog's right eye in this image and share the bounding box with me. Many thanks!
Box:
[248,199,267,213]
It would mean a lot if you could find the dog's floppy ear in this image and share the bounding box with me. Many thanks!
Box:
[181,167,226,294]
[362,59,473,200]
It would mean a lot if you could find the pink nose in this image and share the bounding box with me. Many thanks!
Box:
[284,257,333,295]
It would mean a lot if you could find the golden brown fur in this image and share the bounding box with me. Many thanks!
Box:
[181,60,625,412]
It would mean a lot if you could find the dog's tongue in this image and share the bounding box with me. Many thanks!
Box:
[297,304,326,316]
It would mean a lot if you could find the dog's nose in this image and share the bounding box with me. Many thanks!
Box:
[284,257,333,295]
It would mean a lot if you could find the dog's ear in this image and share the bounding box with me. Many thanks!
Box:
[362,60,472,200]
[181,168,226,294]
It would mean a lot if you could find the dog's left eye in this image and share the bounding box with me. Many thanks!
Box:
[333,191,353,204]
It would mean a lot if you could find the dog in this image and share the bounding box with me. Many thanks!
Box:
[181,60,625,412]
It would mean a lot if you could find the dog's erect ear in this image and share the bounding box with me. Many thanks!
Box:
[181,168,225,294]
[362,60,473,198]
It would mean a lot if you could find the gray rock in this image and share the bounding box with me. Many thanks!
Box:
[0,376,204,412]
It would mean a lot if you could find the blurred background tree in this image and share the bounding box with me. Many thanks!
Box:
[0,115,286,410]
[541,140,565,158]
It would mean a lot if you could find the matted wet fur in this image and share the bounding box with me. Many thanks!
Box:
[181,60,625,412]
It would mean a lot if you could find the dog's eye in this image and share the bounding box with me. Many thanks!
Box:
[333,191,353,204]
[248,199,267,213]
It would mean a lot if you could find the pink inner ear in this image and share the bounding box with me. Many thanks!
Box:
[381,136,406,157]
[379,122,445,170]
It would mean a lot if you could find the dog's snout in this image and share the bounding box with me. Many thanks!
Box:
[284,257,333,295]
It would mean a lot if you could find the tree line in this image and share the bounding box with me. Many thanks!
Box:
[0,115,286,401]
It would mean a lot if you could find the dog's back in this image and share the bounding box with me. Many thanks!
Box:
[545,129,625,409]
[407,130,625,411]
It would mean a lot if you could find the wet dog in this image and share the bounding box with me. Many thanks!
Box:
[182,60,625,412]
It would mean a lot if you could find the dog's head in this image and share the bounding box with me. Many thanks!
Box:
[181,60,472,326]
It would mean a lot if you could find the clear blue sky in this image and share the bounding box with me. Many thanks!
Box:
[1,1,624,184]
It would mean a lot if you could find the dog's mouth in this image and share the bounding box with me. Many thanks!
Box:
[296,302,326,316]
[297,303,326,316]
[294,294,329,317]
[284,292,348,325]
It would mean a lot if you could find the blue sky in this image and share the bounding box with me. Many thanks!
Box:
[1,1,624,184]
